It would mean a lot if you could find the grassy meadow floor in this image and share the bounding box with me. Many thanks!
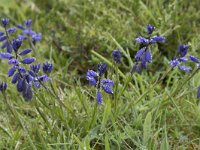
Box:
[0,0,200,149]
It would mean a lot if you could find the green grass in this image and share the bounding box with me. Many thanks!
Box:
[0,0,200,149]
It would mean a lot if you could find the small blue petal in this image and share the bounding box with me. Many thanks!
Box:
[179,57,188,62]
[135,36,149,45]
[0,52,14,59]
[8,59,19,65]
[147,24,155,34]
[19,49,32,56]
[135,48,145,61]
[178,45,189,57]
[17,24,25,30]
[87,70,98,78]
[86,76,96,86]
[188,55,199,63]
[21,57,36,64]
[150,36,165,44]
[0,36,7,42]
[12,73,20,84]
[0,31,4,36]
[8,67,16,77]
[101,79,114,87]
[2,18,9,28]
[7,28,16,34]
[97,63,107,75]
[178,66,192,73]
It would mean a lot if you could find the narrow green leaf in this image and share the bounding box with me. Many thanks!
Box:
[143,112,152,145]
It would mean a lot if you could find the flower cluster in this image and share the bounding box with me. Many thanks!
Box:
[0,18,52,101]
[86,63,114,104]
[131,24,165,74]
[168,45,192,72]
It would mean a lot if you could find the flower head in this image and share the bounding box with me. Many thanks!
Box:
[178,45,189,57]
[2,18,9,28]
[43,62,53,74]
[112,49,121,63]
[97,63,107,76]
[147,24,155,34]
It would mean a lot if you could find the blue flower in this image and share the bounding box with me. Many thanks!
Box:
[188,55,199,63]
[21,57,36,64]
[12,39,22,52]
[0,82,7,92]
[2,18,9,28]
[30,64,40,74]
[135,36,149,45]
[169,57,180,68]
[43,62,53,74]
[178,65,192,73]
[147,24,155,34]
[7,28,16,34]
[150,36,165,44]
[24,19,32,28]
[97,63,107,75]
[0,52,14,59]
[131,62,145,74]
[86,64,114,104]
[178,45,189,57]
[101,79,114,94]
[19,49,32,56]
[112,49,121,63]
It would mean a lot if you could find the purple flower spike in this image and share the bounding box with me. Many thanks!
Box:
[21,57,36,64]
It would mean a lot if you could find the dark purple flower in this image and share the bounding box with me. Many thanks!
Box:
[0,31,4,36]
[97,63,107,75]
[188,55,199,63]
[43,62,53,74]
[178,45,189,57]
[32,33,42,43]
[150,36,165,44]
[38,75,49,82]
[0,36,7,42]
[22,84,33,101]
[19,49,32,56]
[96,91,102,104]
[131,62,145,74]
[147,24,155,34]
[0,82,7,92]
[17,35,27,41]
[12,73,20,84]
[142,49,152,64]
[8,59,19,65]
[135,48,145,61]
[112,50,121,63]
[101,79,114,94]
[2,18,9,28]
[8,67,16,77]
[12,39,22,51]
[0,52,14,59]
[179,57,188,62]
[169,57,180,68]
[24,19,32,28]
[135,36,149,45]
[178,65,192,73]
[86,72,97,86]
[30,63,40,73]
[7,28,16,34]
[17,24,25,30]
[21,57,36,64]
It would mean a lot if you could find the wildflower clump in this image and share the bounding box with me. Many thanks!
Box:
[86,63,114,104]
[0,18,52,101]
